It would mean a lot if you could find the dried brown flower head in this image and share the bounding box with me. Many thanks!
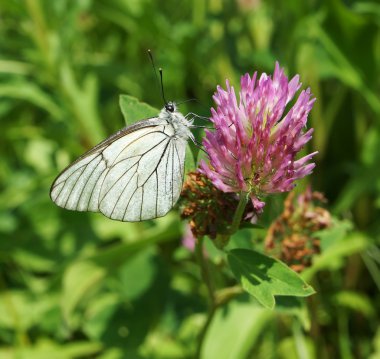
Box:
[180,172,253,239]
[265,187,331,272]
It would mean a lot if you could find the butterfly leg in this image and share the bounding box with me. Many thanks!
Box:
[185,112,210,122]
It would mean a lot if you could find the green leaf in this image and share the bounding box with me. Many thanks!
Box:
[0,339,102,359]
[369,327,380,359]
[274,296,310,330]
[119,94,159,126]
[196,144,209,164]
[316,219,353,251]
[184,144,196,174]
[302,232,369,281]
[60,63,106,143]
[117,247,157,301]
[332,290,375,318]
[227,249,315,309]
[82,293,120,340]
[89,214,181,268]
[202,298,273,359]
[0,82,63,119]
[62,261,106,326]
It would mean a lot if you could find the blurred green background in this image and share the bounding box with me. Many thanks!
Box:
[1,0,380,358]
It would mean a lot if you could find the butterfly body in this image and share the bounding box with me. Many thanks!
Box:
[50,102,193,221]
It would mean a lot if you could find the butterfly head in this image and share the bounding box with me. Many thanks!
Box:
[165,101,176,113]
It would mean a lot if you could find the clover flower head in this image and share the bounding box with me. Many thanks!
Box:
[199,62,317,211]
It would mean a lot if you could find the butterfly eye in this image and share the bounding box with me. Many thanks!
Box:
[165,103,175,113]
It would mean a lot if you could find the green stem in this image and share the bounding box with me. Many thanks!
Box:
[230,192,249,235]
[292,319,309,359]
[214,192,249,249]
[195,236,215,305]
[196,305,216,359]
[195,236,216,358]
[215,286,244,307]
[195,285,245,358]
[25,0,54,73]
[195,194,249,357]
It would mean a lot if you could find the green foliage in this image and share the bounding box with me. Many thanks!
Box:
[1,0,379,358]
[201,298,274,359]
[119,94,158,126]
[228,249,314,308]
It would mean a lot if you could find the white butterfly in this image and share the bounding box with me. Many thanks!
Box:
[50,102,195,222]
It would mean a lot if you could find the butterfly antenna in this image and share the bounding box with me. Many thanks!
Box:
[176,98,198,105]
[159,68,168,105]
[148,49,167,106]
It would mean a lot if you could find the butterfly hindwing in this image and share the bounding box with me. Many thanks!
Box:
[50,151,107,212]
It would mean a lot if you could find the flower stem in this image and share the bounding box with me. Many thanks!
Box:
[196,304,216,359]
[195,236,216,358]
[215,285,244,306]
[195,285,245,358]
[214,192,249,249]
[230,192,249,235]
[194,193,248,356]
[195,236,215,304]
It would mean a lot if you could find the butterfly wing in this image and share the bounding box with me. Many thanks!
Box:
[50,118,187,221]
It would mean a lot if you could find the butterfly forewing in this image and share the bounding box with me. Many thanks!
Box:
[50,115,188,221]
